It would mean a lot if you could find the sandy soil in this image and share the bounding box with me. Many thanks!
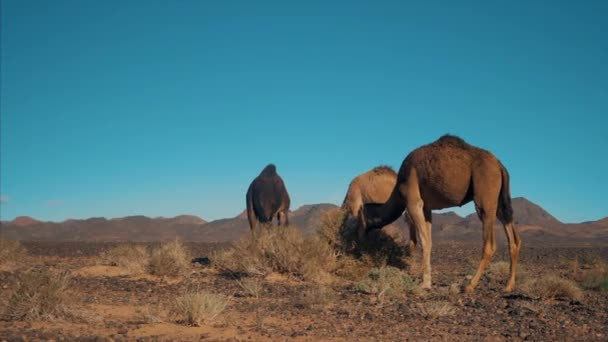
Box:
[0,241,607,341]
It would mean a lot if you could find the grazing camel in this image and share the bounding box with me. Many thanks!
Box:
[363,135,521,293]
[342,166,414,250]
[246,164,291,233]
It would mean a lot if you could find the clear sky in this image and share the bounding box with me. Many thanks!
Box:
[1,0,607,223]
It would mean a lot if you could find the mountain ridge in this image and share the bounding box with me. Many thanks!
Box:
[1,198,606,246]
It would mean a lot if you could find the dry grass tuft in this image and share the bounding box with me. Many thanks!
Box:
[213,226,336,282]
[99,244,149,274]
[149,239,192,277]
[521,274,583,301]
[354,266,416,300]
[2,269,72,321]
[487,261,511,279]
[237,278,263,298]
[579,262,608,292]
[171,291,228,326]
[416,300,457,319]
[0,238,27,265]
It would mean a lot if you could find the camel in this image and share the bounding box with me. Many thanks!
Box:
[363,135,521,293]
[246,164,291,233]
[341,166,414,250]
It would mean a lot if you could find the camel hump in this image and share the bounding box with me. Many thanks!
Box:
[436,134,471,149]
[371,165,397,175]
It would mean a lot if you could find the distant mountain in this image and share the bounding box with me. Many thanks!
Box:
[511,197,562,227]
[0,215,207,242]
[11,216,41,226]
[1,198,606,246]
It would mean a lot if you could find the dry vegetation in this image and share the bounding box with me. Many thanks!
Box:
[292,284,336,310]
[2,221,608,340]
[354,266,417,300]
[212,226,337,282]
[0,238,26,266]
[521,275,583,301]
[564,256,608,292]
[171,291,228,326]
[149,239,192,276]
[416,300,457,319]
[2,269,73,321]
[580,264,608,291]
[99,244,149,274]
[99,239,192,277]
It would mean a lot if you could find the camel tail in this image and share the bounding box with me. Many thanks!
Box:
[246,186,256,231]
[498,165,514,224]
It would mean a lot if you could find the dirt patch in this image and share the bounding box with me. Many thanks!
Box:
[1,242,607,341]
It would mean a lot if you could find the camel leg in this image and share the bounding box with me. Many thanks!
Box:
[405,212,417,253]
[466,205,497,293]
[502,222,521,292]
[282,210,289,226]
[408,199,432,289]
[357,207,367,242]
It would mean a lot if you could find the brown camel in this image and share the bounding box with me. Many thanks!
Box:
[246,164,291,233]
[341,166,414,249]
[363,135,521,293]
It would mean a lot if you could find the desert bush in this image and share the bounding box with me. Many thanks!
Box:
[212,226,336,282]
[149,239,192,276]
[317,208,409,267]
[521,275,583,301]
[99,244,149,274]
[0,238,27,265]
[358,226,409,268]
[354,266,417,300]
[580,263,608,291]
[317,208,349,251]
[416,300,456,319]
[3,269,72,321]
[171,291,227,326]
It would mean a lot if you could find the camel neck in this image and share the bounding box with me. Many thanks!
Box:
[364,188,406,229]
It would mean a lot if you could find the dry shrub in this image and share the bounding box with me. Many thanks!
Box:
[213,226,336,282]
[99,244,149,274]
[149,239,191,276]
[416,300,456,319]
[354,266,416,300]
[171,291,227,326]
[317,208,349,251]
[580,262,608,291]
[237,278,262,298]
[0,238,27,265]
[3,269,72,321]
[293,285,335,310]
[358,226,409,268]
[317,208,408,268]
[522,275,583,301]
[487,261,511,279]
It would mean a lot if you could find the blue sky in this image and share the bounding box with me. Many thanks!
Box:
[1,0,607,223]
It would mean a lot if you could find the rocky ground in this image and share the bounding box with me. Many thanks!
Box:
[1,241,607,341]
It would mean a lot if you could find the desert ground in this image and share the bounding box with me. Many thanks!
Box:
[1,228,607,342]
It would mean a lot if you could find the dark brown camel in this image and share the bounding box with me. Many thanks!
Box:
[246,164,291,233]
[363,135,521,293]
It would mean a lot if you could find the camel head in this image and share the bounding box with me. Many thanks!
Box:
[260,164,277,176]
